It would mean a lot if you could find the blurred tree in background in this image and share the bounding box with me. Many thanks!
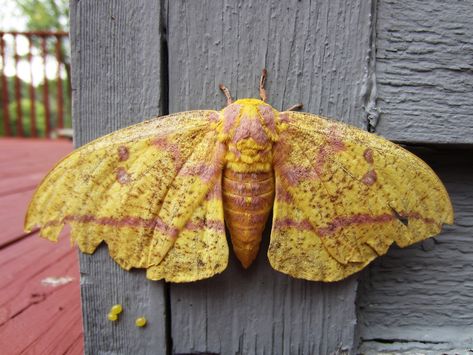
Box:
[17,0,70,89]
[17,0,69,31]
[4,97,46,136]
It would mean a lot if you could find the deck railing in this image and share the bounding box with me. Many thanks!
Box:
[0,31,71,138]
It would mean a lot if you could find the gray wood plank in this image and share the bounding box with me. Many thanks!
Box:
[374,0,473,144]
[166,1,373,353]
[70,1,167,353]
[167,0,372,127]
[357,148,473,353]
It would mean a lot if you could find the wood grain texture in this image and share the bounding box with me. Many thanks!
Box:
[0,139,80,353]
[0,138,72,196]
[0,139,72,247]
[70,0,472,353]
[374,0,473,144]
[70,1,168,353]
[357,148,473,354]
[167,0,372,128]
[0,233,82,355]
[166,0,372,353]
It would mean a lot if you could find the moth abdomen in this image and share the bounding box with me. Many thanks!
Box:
[27,69,453,283]
[222,169,274,268]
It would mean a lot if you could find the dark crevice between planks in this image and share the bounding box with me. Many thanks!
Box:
[0,228,38,250]
[362,338,448,345]
[61,332,84,355]
[161,0,170,120]
[165,283,173,355]
[0,243,77,326]
[356,146,473,353]
[13,285,81,354]
[161,2,172,354]
[352,2,381,349]
[363,0,379,134]
[0,184,38,198]
[1,249,77,320]
[6,293,47,324]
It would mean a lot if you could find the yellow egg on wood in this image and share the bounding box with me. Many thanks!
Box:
[110,304,123,315]
[135,317,147,327]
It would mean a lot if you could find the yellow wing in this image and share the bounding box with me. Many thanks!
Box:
[25,110,229,282]
[269,111,454,281]
[147,175,228,282]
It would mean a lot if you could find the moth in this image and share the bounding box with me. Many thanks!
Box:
[25,70,453,282]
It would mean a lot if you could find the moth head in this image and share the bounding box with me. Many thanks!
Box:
[218,98,279,144]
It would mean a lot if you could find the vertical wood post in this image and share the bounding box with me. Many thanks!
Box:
[71,0,377,353]
[167,1,373,353]
[357,0,473,352]
[70,1,473,353]
[70,1,168,353]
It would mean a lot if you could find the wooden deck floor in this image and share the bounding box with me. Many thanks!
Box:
[0,138,83,354]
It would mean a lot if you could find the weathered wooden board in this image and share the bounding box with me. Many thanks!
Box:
[0,190,35,246]
[374,0,473,144]
[0,233,82,355]
[357,148,473,353]
[167,0,373,127]
[70,1,168,353]
[0,138,80,354]
[0,138,72,195]
[70,0,473,353]
[166,0,372,353]
[0,138,72,247]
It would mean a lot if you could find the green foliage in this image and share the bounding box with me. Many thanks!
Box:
[14,0,70,67]
[1,98,46,137]
[0,76,71,137]
[17,0,69,31]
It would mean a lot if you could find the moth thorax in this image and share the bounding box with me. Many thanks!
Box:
[219,99,279,152]
[225,138,273,173]
[222,168,275,268]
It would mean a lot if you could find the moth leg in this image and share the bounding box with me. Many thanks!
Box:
[285,103,304,111]
[259,68,267,102]
[219,84,233,106]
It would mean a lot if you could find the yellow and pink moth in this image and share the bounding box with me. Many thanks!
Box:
[25,70,453,282]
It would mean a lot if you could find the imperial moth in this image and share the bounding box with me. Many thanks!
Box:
[25,70,453,282]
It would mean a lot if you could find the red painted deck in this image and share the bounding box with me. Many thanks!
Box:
[0,138,83,354]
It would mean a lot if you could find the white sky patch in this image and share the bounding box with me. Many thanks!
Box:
[0,0,27,31]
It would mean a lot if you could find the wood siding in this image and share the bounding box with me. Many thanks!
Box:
[374,0,473,144]
[70,1,167,354]
[167,1,372,353]
[70,0,473,353]
[358,149,473,353]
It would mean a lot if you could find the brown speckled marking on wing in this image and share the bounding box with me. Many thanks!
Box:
[269,112,453,282]
[147,174,228,282]
[26,98,454,283]
[25,110,229,281]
